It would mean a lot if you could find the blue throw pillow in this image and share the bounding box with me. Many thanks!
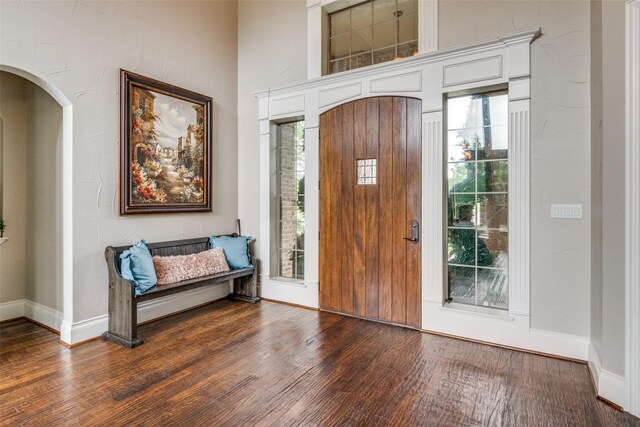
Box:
[120,240,157,296]
[209,235,252,269]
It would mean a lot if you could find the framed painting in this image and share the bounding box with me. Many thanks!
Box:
[120,69,212,214]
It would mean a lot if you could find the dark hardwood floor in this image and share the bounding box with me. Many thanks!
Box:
[1,300,638,426]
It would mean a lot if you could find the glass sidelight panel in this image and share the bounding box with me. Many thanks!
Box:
[445,90,509,310]
[276,120,305,280]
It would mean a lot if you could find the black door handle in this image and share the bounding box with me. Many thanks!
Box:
[404,220,419,244]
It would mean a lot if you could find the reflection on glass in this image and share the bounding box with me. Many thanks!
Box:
[477,268,508,309]
[331,10,350,36]
[477,230,507,268]
[448,265,476,304]
[448,194,475,227]
[477,161,508,193]
[398,13,418,43]
[352,54,373,69]
[328,0,418,74]
[331,34,350,60]
[397,41,418,58]
[446,91,509,309]
[448,229,476,266]
[373,47,396,64]
[448,162,475,193]
[477,194,508,230]
[352,27,373,54]
[329,58,350,74]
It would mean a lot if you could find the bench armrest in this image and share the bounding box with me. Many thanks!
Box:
[104,246,135,291]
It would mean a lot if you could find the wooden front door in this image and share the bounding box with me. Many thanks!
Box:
[319,97,422,328]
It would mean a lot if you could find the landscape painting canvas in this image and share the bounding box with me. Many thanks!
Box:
[120,70,212,214]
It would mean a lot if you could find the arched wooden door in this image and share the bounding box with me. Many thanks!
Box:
[319,97,422,328]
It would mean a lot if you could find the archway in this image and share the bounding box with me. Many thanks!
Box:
[0,65,73,344]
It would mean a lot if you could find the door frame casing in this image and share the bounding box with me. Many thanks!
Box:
[256,27,539,349]
[626,0,640,417]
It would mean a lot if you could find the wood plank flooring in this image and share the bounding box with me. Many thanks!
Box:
[1,300,638,426]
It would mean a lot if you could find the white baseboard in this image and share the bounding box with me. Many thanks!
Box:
[0,299,63,332]
[24,300,63,332]
[588,342,627,409]
[0,299,26,321]
[422,300,590,361]
[61,282,232,345]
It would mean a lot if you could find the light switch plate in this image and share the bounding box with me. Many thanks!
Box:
[551,204,583,219]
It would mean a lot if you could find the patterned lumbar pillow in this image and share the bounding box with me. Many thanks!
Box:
[153,248,230,285]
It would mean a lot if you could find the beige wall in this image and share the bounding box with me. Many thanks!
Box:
[237,0,308,263]
[25,82,63,312]
[590,0,604,362]
[0,71,64,313]
[439,0,592,338]
[0,72,28,304]
[599,0,626,376]
[0,0,239,322]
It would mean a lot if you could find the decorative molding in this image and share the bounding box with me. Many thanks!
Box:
[590,342,628,409]
[422,112,443,305]
[509,101,531,316]
[442,55,503,87]
[270,94,305,118]
[318,82,362,108]
[418,0,438,54]
[626,0,640,417]
[60,283,231,346]
[287,27,540,98]
[370,70,422,93]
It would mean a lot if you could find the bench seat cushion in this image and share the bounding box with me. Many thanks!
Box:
[153,248,230,285]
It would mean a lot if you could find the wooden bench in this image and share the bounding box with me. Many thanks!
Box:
[102,235,259,348]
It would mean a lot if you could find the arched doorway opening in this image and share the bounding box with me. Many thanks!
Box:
[0,66,73,343]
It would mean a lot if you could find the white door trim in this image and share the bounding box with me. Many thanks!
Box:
[626,0,640,417]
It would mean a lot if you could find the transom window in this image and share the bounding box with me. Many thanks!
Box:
[445,90,509,310]
[328,0,418,74]
[275,120,305,280]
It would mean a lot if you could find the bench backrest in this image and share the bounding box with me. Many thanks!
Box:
[111,234,239,259]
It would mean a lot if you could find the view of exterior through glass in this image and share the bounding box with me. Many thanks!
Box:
[328,0,418,74]
[446,91,509,309]
[277,120,305,280]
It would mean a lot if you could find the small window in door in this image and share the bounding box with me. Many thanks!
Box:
[356,158,377,184]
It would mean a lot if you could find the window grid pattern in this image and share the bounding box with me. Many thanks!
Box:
[446,92,509,310]
[277,120,305,280]
[328,0,418,75]
[357,158,377,185]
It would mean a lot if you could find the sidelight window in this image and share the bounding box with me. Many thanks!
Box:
[275,120,305,280]
[445,90,509,310]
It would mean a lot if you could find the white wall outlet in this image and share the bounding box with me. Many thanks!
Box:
[551,204,583,219]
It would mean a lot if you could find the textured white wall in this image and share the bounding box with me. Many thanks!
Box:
[0,1,239,322]
[439,0,592,338]
[0,72,27,304]
[237,0,307,261]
